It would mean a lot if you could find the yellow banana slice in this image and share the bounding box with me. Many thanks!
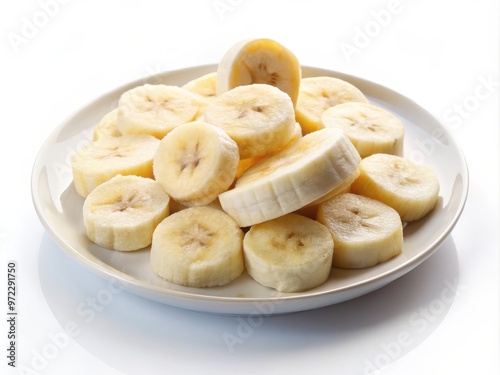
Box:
[150,206,244,287]
[117,84,202,139]
[321,102,405,157]
[350,153,440,221]
[71,135,160,197]
[83,175,170,251]
[204,83,295,159]
[295,76,369,134]
[218,128,361,227]
[216,38,301,105]
[153,121,239,207]
[93,109,122,141]
[317,193,403,268]
[243,213,334,292]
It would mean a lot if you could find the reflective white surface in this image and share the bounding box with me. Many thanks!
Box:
[1,0,498,374]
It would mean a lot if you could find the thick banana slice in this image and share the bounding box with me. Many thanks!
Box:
[317,193,403,268]
[295,76,369,134]
[153,121,239,207]
[243,213,334,292]
[150,206,244,287]
[216,38,301,105]
[204,83,295,159]
[321,102,404,158]
[93,109,122,141]
[350,154,440,221]
[218,128,361,227]
[71,135,160,197]
[83,175,170,251]
[182,72,217,102]
[117,84,201,139]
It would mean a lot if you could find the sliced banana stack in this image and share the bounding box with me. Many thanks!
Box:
[321,102,405,158]
[71,134,160,197]
[83,175,170,251]
[218,128,361,227]
[243,213,334,292]
[150,206,244,287]
[117,84,202,139]
[317,193,403,268]
[204,83,296,159]
[153,121,239,207]
[216,38,301,105]
[295,76,369,134]
[93,108,121,141]
[350,153,440,221]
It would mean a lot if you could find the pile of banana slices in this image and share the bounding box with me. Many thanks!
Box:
[72,38,440,292]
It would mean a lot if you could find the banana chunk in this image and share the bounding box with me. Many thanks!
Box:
[317,193,403,268]
[71,135,160,197]
[243,213,334,292]
[117,84,202,139]
[216,38,301,105]
[204,83,296,159]
[150,206,244,287]
[350,154,440,221]
[83,175,170,251]
[295,76,369,134]
[182,72,217,102]
[153,121,239,207]
[93,109,122,141]
[218,128,361,227]
[321,102,405,158]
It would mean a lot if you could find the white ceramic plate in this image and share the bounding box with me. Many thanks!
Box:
[32,65,468,315]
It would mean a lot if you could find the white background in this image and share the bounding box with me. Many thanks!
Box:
[1,0,499,374]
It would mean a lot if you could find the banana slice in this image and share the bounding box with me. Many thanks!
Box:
[117,84,201,139]
[93,109,122,141]
[204,83,295,159]
[317,193,403,268]
[71,135,160,197]
[182,72,217,102]
[243,213,334,292]
[218,128,361,227]
[150,206,244,287]
[216,38,301,105]
[83,175,170,251]
[295,76,369,134]
[153,121,239,207]
[321,102,404,158]
[350,154,440,221]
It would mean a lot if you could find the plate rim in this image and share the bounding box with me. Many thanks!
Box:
[31,64,469,314]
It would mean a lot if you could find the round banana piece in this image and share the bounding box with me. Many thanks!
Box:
[83,175,170,251]
[71,135,160,197]
[350,154,440,221]
[317,193,403,268]
[117,84,201,139]
[150,206,244,287]
[321,102,404,158]
[204,83,295,159]
[93,109,121,141]
[153,121,239,207]
[243,213,334,292]
[218,128,361,227]
[182,72,217,102]
[295,76,369,134]
[216,38,301,105]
